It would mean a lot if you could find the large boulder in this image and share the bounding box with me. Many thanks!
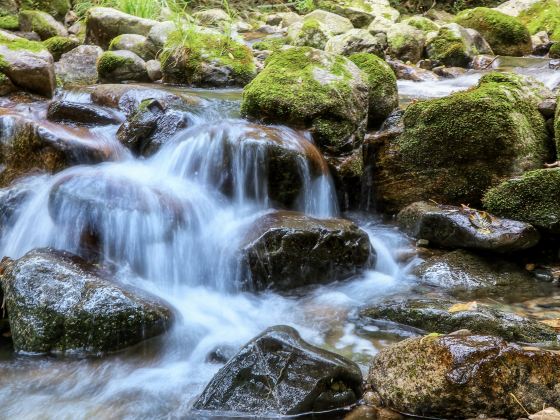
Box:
[370,72,551,213]
[455,7,532,56]
[483,168,560,232]
[324,28,386,57]
[287,19,332,49]
[161,29,256,87]
[361,298,558,343]
[97,50,149,83]
[426,23,493,67]
[241,47,369,157]
[368,334,560,418]
[518,0,560,41]
[193,325,363,416]
[85,7,158,50]
[55,44,103,86]
[386,23,426,63]
[397,201,540,252]
[0,248,173,354]
[19,10,68,40]
[302,9,354,35]
[0,30,55,97]
[238,211,374,291]
[349,53,398,127]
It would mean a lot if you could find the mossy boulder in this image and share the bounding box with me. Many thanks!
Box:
[97,50,149,83]
[519,0,560,41]
[302,9,354,35]
[483,168,560,232]
[42,36,80,61]
[455,7,532,56]
[161,29,255,87]
[241,47,369,157]
[402,15,440,32]
[386,23,426,63]
[0,30,55,97]
[426,23,493,67]
[19,10,67,40]
[19,0,70,21]
[371,72,551,213]
[287,19,332,49]
[0,248,173,355]
[368,334,560,418]
[252,36,288,52]
[324,28,386,57]
[361,297,558,343]
[349,52,398,127]
[109,34,153,61]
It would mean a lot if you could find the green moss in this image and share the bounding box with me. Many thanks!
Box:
[402,16,439,32]
[519,0,560,41]
[97,51,134,76]
[483,168,560,231]
[0,32,46,53]
[161,29,255,87]
[426,27,470,67]
[43,36,79,61]
[0,15,18,30]
[455,7,531,56]
[252,37,288,52]
[19,0,70,20]
[550,42,560,58]
[290,18,329,49]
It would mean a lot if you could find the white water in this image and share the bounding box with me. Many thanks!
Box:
[0,90,413,419]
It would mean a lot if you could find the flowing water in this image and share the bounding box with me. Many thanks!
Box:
[1,57,559,419]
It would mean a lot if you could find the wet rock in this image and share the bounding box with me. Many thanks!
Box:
[146,59,162,81]
[386,23,426,63]
[47,100,123,126]
[241,47,369,157]
[0,30,55,97]
[371,72,551,213]
[55,45,103,86]
[413,249,537,296]
[397,201,540,253]
[0,248,173,354]
[386,59,440,81]
[532,31,552,55]
[18,10,67,40]
[85,7,158,50]
[455,7,532,56]
[433,66,467,78]
[108,33,153,61]
[0,73,17,95]
[193,325,363,416]
[0,177,37,231]
[42,36,80,61]
[239,211,374,291]
[325,29,386,57]
[97,50,149,83]
[368,334,560,418]
[361,298,558,343]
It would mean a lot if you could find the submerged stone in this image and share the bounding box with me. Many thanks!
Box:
[47,100,123,125]
[193,325,363,416]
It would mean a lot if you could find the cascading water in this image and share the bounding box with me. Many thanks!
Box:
[0,90,412,419]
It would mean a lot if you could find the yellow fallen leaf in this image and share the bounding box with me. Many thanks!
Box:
[448,301,478,313]
[541,319,560,330]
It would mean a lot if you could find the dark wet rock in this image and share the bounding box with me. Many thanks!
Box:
[85,7,158,50]
[386,59,440,81]
[397,201,540,253]
[55,45,103,86]
[368,334,560,418]
[539,98,557,118]
[239,211,374,291]
[18,10,67,40]
[0,73,17,95]
[433,66,467,78]
[361,298,558,343]
[0,177,37,231]
[116,98,190,156]
[470,54,497,70]
[97,50,149,83]
[0,30,56,97]
[0,248,173,354]
[193,325,363,416]
[47,100,123,126]
[413,249,537,296]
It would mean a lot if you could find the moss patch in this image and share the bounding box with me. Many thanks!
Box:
[455,7,531,56]
[43,36,79,61]
[97,51,134,76]
[519,0,560,41]
[252,37,288,52]
[426,26,470,67]
[402,16,439,32]
[0,16,18,31]
[19,0,70,20]
[0,32,46,53]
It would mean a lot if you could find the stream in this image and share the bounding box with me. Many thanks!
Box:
[0,57,559,419]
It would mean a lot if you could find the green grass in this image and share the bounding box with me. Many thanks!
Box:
[295,0,315,13]
[74,0,171,18]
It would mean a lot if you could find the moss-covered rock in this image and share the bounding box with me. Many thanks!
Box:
[371,72,551,213]
[426,23,493,67]
[287,18,331,49]
[483,168,560,232]
[519,0,560,41]
[0,15,19,31]
[455,7,532,56]
[402,15,440,32]
[325,28,386,57]
[349,53,397,127]
[252,36,288,52]
[241,47,369,157]
[386,23,426,63]
[19,0,70,21]
[19,10,67,40]
[42,36,79,61]
[97,50,148,83]
[302,9,354,35]
[550,41,560,57]
[161,28,255,87]
[0,248,173,355]
[368,334,560,418]
[109,33,153,61]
